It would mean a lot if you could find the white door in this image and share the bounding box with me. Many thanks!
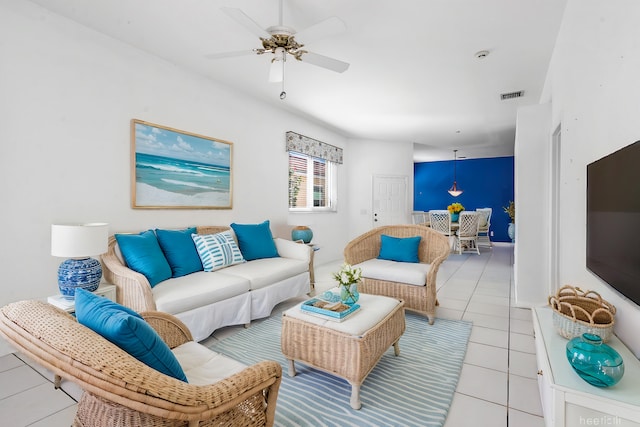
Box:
[372,175,408,227]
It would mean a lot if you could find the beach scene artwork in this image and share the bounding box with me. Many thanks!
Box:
[132,120,232,208]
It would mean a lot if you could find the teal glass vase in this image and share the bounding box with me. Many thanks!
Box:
[566,333,624,387]
[340,283,359,305]
[451,212,459,222]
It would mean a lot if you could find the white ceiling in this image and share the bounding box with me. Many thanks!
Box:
[28,0,567,162]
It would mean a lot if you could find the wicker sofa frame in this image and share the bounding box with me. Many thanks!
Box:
[102,225,231,312]
[0,300,281,427]
[343,225,450,324]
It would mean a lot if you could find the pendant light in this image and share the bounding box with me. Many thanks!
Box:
[448,149,463,197]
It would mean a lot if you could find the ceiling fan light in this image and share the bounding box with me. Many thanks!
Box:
[269,57,285,82]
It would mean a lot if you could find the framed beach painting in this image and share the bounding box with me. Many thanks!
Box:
[131,119,233,209]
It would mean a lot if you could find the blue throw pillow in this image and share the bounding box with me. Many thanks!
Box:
[115,230,172,287]
[156,227,203,277]
[378,235,421,263]
[74,289,188,382]
[230,220,279,261]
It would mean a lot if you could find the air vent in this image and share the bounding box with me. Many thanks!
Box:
[500,91,524,100]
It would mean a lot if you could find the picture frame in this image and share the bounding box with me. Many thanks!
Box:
[131,119,233,209]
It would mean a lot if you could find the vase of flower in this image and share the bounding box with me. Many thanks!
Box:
[447,202,464,222]
[333,263,362,305]
[504,201,515,242]
[340,283,360,305]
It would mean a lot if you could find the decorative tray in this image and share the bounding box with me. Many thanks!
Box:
[300,298,360,322]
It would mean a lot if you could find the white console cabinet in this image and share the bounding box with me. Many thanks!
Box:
[532,306,640,427]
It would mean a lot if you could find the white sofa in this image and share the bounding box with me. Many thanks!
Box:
[102,225,311,341]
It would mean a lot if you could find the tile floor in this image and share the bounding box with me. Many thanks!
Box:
[0,243,543,426]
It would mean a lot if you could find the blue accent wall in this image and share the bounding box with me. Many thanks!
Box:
[414,156,514,242]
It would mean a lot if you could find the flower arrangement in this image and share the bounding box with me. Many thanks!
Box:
[503,200,515,223]
[447,202,465,214]
[332,263,362,287]
[332,263,362,303]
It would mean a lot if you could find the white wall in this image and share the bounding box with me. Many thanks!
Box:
[535,0,640,356]
[346,138,415,239]
[513,103,552,307]
[0,0,354,325]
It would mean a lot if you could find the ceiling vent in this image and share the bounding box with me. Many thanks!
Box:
[500,91,524,100]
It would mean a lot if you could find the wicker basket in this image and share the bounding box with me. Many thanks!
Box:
[548,285,616,342]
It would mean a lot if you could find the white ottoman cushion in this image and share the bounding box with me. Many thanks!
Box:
[284,292,402,337]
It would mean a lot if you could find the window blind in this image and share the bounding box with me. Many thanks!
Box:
[286,131,343,164]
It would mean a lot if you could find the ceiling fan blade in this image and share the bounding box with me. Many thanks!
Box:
[205,50,255,60]
[301,52,350,73]
[294,16,347,44]
[221,7,270,39]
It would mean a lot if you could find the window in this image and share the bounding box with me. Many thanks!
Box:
[288,151,336,211]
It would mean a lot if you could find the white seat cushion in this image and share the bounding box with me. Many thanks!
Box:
[354,259,430,287]
[153,271,250,314]
[219,257,309,290]
[172,341,246,385]
[284,292,401,336]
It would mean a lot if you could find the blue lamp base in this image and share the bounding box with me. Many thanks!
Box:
[58,257,102,300]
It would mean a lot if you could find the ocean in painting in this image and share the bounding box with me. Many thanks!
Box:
[135,152,231,207]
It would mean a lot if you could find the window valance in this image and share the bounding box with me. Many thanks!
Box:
[286,131,343,164]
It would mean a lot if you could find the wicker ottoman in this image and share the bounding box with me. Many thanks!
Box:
[281,293,405,409]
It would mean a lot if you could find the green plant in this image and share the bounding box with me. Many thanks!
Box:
[288,168,302,208]
[503,201,515,223]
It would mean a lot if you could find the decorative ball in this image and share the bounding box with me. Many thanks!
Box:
[566,333,624,387]
[291,226,313,243]
[58,257,102,300]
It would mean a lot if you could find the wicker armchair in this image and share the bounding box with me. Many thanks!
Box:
[343,225,450,324]
[0,300,281,427]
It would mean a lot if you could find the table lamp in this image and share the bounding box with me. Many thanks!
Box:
[51,223,109,300]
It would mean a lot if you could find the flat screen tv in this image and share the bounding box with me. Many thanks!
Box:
[586,140,640,306]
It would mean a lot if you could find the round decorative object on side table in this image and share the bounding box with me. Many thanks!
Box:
[57,258,102,299]
[566,333,625,387]
[291,225,313,243]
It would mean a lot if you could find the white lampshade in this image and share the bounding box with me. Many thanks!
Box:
[51,223,109,258]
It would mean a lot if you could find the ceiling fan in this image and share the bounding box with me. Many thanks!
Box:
[206,1,350,98]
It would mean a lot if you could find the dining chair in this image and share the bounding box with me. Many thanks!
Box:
[411,211,428,226]
[428,210,454,251]
[456,211,480,254]
[476,208,492,248]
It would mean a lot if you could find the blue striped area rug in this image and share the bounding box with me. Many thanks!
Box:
[208,312,472,427]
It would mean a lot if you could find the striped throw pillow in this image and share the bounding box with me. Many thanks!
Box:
[191,231,246,272]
